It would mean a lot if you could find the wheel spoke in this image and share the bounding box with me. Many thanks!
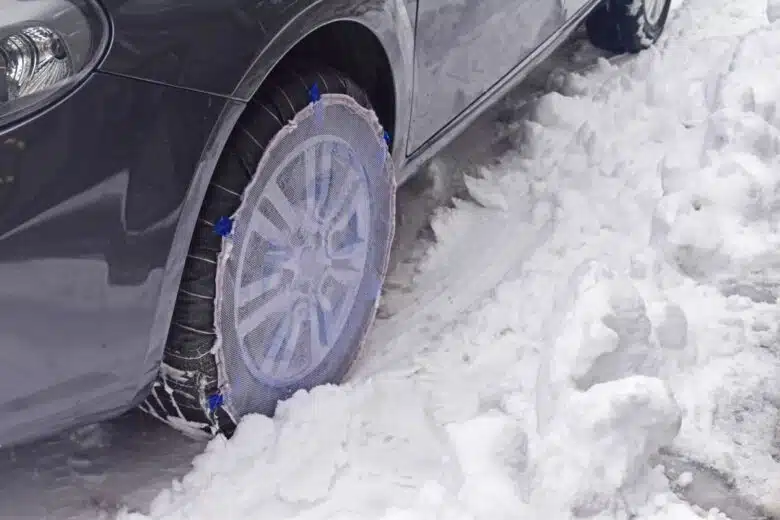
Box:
[254,205,290,246]
[302,145,318,215]
[320,172,344,222]
[324,178,360,229]
[320,144,332,181]
[316,287,334,313]
[321,151,358,222]
[259,315,291,376]
[264,307,305,376]
[236,290,290,338]
[309,299,330,356]
[328,208,364,255]
[265,181,302,230]
[315,146,333,219]
[237,271,283,303]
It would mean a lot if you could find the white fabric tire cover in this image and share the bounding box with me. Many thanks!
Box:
[214,93,395,418]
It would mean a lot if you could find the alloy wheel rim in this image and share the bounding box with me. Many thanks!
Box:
[233,136,371,384]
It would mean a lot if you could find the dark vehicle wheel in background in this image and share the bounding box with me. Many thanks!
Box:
[586,0,672,53]
[141,69,396,437]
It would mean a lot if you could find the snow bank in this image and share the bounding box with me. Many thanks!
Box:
[530,376,682,517]
[117,0,780,518]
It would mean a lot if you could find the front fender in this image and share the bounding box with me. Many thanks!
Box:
[231,0,415,164]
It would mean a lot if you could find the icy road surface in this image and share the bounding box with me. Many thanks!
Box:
[4,0,780,518]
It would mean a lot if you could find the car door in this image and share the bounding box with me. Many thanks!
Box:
[408,0,566,152]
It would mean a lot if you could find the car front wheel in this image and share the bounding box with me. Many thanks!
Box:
[142,68,396,437]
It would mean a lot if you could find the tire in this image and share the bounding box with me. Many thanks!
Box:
[585,0,672,54]
[140,68,395,438]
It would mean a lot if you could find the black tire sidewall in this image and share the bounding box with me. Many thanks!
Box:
[637,0,671,43]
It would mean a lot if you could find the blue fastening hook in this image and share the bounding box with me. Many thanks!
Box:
[383,130,392,146]
[310,82,324,124]
[309,82,321,103]
[207,393,224,412]
[214,216,233,237]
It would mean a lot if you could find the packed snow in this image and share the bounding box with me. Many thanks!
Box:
[6,0,780,518]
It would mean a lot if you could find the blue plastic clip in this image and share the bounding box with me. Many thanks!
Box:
[310,82,324,125]
[207,393,224,412]
[375,130,391,168]
[214,216,233,237]
[309,82,321,103]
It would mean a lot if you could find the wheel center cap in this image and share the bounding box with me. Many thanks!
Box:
[299,245,320,278]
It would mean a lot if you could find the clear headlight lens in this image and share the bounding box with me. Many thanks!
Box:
[2,26,72,102]
[0,0,108,126]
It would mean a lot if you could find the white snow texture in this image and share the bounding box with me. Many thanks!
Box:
[118,0,780,518]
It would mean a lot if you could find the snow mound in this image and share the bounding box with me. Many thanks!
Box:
[536,262,693,434]
[654,28,780,305]
[530,376,681,518]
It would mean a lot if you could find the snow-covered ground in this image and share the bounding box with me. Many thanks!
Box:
[4,0,780,518]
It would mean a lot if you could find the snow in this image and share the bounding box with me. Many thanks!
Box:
[4,0,780,518]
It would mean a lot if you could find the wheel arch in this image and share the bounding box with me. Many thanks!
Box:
[141,0,414,395]
[232,0,414,163]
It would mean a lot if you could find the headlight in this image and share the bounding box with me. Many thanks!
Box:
[0,0,108,127]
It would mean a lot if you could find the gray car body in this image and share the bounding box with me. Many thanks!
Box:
[0,0,600,447]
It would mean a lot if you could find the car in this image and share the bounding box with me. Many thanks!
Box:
[0,0,672,447]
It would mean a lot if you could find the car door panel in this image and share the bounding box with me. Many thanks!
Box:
[408,0,565,152]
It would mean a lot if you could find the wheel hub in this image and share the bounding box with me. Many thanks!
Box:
[298,246,320,279]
